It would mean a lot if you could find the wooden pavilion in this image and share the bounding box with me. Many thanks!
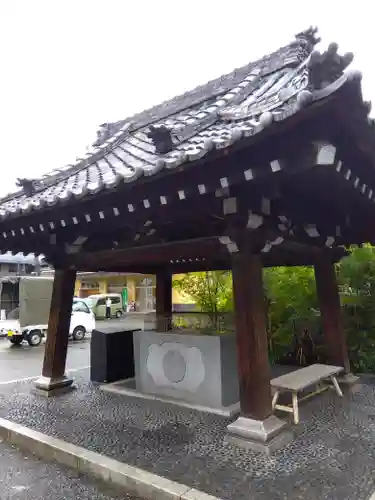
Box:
[0,27,373,452]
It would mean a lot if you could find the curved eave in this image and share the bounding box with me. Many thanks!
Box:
[0,71,361,224]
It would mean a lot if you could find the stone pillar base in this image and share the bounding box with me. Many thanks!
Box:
[33,375,74,397]
[337,372,360,386]
[225,415,293,455]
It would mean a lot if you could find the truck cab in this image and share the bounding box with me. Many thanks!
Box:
[1,278,95,346]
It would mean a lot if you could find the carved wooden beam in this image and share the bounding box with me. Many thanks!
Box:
[68,236,225,270]
[0,139,338,242]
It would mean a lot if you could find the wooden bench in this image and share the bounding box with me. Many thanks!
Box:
[271,363,344,424]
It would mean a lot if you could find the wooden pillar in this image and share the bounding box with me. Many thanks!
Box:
[314,257,350,373]
[155,269,172,332]
[226,251,291,453]
[35,268,76,394]
[231,253,272,420]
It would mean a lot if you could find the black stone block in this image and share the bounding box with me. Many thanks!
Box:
[90,327,138,383]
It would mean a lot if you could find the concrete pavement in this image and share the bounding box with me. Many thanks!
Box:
[0,338,90,384]
[0,438,144,499]
[0,316,144,383]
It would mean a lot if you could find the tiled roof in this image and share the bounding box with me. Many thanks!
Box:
[0,27,360,220]
[0,252,40,264]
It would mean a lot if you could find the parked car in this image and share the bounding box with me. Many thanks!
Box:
[85,293,124,319]
[2,298,95,347]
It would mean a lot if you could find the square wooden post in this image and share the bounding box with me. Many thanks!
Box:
[314,257,358,383]
[226,253,292,453]
[34,268,77,395]
[156,269,172,332]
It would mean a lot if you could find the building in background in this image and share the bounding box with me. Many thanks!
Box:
[40,268,195,312]
[75,272,155,311]
[0,254,196,314]
[0,253,47,314]
[74,272,195,312]
[0,252,42,276]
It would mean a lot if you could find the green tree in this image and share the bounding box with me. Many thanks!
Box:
[263,246,375,371]
[263,266,320,363]
[173,246,375,372]
[173,271,233,331]
[173,271,232,313]
[338,245,375,372]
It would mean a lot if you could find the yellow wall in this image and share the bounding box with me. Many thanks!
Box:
[74,279,81,297]
[99,279,108,294]
[127,277,136,302]
[172,274,194,305]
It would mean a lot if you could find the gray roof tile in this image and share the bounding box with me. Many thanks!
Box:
[0,27,360,220]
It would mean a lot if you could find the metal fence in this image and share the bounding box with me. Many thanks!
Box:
[171,312,235,334]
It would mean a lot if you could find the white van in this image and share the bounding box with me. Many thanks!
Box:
[2,298,96,347]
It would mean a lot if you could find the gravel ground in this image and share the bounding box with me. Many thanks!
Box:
[0,370,375,499]
[0,438,144,500]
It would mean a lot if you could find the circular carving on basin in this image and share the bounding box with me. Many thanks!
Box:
[162,350,187,383]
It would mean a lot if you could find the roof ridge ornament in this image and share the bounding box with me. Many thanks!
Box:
[15,178,44,197]
[147,124,175,154]
[294,26,321,47]
[92,122,123,147]
[308,43,354,90]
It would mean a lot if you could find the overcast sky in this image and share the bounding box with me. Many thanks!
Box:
[0,1,372,196]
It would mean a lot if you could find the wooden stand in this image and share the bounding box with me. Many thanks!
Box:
[34,269,76,396]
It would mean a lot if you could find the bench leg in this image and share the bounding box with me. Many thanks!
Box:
[292,392,299,424]
[330,376,343,397]
[272,390,280,410]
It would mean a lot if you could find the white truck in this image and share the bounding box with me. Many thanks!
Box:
[0,276,95,346]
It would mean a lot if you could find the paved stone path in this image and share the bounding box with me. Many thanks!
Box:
[0,370,374,499]
[0,438,144,499]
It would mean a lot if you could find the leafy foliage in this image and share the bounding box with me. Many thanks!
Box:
[263,266,321,364]
[172,271,233,332]
[338,245,375,372]
[173,246,375,372]
[264,246,375,371]
[173,271,232,313]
